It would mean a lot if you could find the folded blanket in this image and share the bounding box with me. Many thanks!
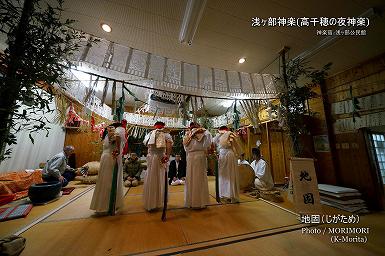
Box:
[0,171,43,201]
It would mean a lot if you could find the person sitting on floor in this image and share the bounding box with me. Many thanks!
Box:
[168,154,186,185]
[250,148,274,191]
[123,153,142,187]
[42,145,76,187]
[238,153,249,165]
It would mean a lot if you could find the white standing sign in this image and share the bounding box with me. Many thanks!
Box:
[289,158,322,214]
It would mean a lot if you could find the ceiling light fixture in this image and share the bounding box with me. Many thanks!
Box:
[238,58,246,64]
[101,23,112,33]
[179,0,207,46]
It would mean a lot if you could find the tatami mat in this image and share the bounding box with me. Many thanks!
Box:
[180,211,385,256]
[182,227,380,256]
[45,178,257,222]
[20,199,300,256]
[8,177,383,256]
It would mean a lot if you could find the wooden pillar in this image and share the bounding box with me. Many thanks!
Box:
[281,131,288,177]
[266,122,274,182]
[247,126,251,160]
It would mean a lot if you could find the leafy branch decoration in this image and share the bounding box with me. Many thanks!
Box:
[0,0,97,161]
[276,57,332,156]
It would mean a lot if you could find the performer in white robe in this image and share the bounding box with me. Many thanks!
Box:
[183,122,212,209]
[213,126,242,203]
[238,153,250,165]
[250,148,274,190]
[143,121,173,211]
[90,122,126,214]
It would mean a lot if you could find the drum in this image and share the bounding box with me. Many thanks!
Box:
[28,181,62,204]
[238,164,255,191]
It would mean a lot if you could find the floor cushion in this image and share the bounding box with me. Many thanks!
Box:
[74,175,98,184]
[78,162,100,176]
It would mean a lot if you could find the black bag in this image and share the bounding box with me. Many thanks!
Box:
[0,235,26,256]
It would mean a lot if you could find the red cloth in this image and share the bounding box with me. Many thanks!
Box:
[154,124,165,129]
[90,114,95,131]
[122,134,129,156]
[0,195,15,206]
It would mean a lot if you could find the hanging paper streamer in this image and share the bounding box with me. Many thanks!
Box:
[114,86,125,122]
[83,76,99,104]
[126,125,149,139]
[240,100,260,130]
[111,80,117,116]
[179,95,191,126]
[101,79,109,105]
[190,97,195,121]
[233,100,241,130]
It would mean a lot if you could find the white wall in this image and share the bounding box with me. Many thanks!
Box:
[0,101,66,173]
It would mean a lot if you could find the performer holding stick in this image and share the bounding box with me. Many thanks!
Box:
[90,122,126,216]
[213,126,243,203]
[143,122,173,217]
[183,122,212,209]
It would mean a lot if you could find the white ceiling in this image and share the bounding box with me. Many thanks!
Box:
[60,0,385,75]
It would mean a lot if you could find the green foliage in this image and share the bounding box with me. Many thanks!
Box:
[172,131,185,155]
[277,59,331,156]
[350,85,361,122]
[0,0,95,161]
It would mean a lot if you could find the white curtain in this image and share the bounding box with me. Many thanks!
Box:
[0,101,65,173]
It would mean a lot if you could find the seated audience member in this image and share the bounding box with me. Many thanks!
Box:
[250,148,274,190]
[123,153,142,187]
[42,146,76,187]
[238,153,249,165]
[168,154,186,185]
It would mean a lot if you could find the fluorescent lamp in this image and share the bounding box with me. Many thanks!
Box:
[101,23,112,33]
[179,0,207,45]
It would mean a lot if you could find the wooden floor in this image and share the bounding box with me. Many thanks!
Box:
[1,178,384,256]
